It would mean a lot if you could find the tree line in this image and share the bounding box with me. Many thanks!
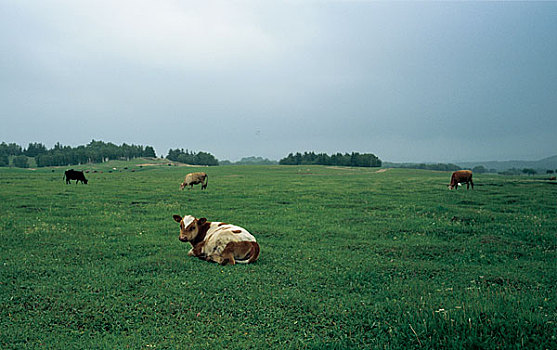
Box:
[279,152,382,167]
[166,149,219,166]
[499,168,557,176]
[220,156,278,166]
[0,141,156,168]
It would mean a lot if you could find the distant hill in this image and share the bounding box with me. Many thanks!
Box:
[382,162,461,172]
[456,155,557,172]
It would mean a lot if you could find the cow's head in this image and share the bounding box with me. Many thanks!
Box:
[173,215,207,242]
[179,182,186,190]
[448,184,454,190]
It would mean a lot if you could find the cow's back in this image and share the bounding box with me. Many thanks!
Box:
[454,170,472,182]
[203,222,256,254]
[185,172,207,184]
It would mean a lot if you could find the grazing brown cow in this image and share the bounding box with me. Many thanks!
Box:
[172,215,260,265]
[180,172,208,190]
[449,170,473,190]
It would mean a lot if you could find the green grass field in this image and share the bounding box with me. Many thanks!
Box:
[1,162,555,349]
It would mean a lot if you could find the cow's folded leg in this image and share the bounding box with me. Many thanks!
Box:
[220,253,236,266]
[206,254,224,265]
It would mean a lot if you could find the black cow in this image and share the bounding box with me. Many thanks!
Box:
[63,169,88,184]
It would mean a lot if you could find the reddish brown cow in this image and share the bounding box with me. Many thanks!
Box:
[449,170,473,190]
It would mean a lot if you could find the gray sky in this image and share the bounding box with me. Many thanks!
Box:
[1,1,556,162]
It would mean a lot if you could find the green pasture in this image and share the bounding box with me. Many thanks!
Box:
[0,163,555,349]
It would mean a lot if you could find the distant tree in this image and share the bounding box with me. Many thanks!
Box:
[1,140,160,167]
[0,154,8,167]
[0,142,23,156]
[143,146,156,158]
[13,155,29,168]
[167,148,218,166]
[547,170,555,175]
[23,143,47,157]
[234,157,277,165]
[194,151,219,166]
[166,149,182,161]
[35,154,51,167]
[279,151,381,167]
[279,153,297,165]
[390,162,461,172]
[294,152,303,165]
[472,165,487,174]
[522,168,537,176]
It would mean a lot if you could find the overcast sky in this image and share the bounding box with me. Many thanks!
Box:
[1,1,556,162]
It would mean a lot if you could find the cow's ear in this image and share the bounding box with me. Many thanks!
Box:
[173,215,182,223]
[197,217,207,225]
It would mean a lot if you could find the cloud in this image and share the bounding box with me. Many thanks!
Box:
[9,0,289,72]
[1,1,556,162]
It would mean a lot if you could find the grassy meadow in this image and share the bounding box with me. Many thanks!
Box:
[0,162,555,349]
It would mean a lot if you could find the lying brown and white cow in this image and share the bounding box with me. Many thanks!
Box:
[172,215,260,265]
[180,172,208,190]
[449,170,474,190]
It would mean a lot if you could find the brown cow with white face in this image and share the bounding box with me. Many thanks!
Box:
[449,170,474,190]
[172,215,260,265]
[180,172,208,190]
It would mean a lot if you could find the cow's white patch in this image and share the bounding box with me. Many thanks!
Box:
[181,215,195,229]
